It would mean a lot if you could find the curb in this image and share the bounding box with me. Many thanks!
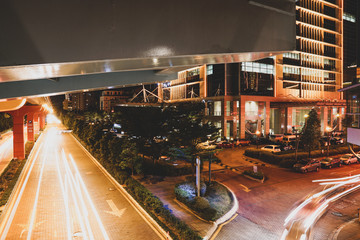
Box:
[174,199,213,223]
[70,134,170,240]
[242,173,265,183]
[206,181,239,240]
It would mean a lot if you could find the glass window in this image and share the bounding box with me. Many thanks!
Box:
[207,65,213,75]
[343,12,356,23]
[214,101,222,116]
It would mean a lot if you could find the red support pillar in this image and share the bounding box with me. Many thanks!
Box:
[33,112,39,135]
[27,112,35,142]
[9,111,26,160]
[39,113,46,131]
[8,105,44,160]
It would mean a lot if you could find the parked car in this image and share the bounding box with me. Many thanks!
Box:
[197,141,217,150]
[237,138,251,146]
[282,135,297,144]
[339,154,358,165]
[269,134,283,142]
[321,157,342,169]
[281,143,294,151]
[261,145,281,153]
[216,141,233,148]
[330,137,344,145]
[293,159,321,173]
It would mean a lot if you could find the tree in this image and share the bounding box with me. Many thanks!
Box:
[300,109,321,158]
[164,102,219,176]
[117,106,167,163]
[0,113,12,132]
[118,139,142,175]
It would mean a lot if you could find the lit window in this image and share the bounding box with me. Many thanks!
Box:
[207,65,213,75]
[343,13,356,23]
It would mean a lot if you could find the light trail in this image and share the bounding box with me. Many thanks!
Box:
[55,152,72,240]
[0,135,12,161]
[0,126,111,239]
[282,174,360,240]
[57,148,110,240]
[0,143,43,240]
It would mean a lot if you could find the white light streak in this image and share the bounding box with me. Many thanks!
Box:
[283,173,360,240]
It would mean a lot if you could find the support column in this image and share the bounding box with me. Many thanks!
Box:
[34,113,40,135]
[40,113,46,130]
[11,111,25,160]
[157,83,163,103]
[265,101,270,137]
[323,107,328,134]
[240,98,246,139]
[27,113,35,142]
[286,107,293,133]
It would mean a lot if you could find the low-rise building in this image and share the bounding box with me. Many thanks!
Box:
[100,90,129,112]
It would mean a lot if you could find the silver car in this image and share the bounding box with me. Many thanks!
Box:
[340,154,358,165]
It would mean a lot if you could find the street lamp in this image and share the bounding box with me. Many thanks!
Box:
[326,126,332,157]
[256,130,260,149]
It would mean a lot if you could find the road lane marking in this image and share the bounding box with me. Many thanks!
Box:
[0,143,43,240]
[68,153,110,240]
[62,149,91,240]
[27,139,47,240]
[105,200,126,219]
[239,184,251,192]
[55,151,72,240]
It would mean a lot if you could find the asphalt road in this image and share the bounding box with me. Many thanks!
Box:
[0,124,161,240]
[212,148,360,240]
[0,131,13,175]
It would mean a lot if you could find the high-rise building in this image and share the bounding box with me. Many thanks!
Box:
[63,92,98,112]
[160,0,346,140]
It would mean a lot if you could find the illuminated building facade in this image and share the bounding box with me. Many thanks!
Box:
[161,0,346,140]
[100,90,129,112]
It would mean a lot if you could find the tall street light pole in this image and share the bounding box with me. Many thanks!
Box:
[326,126,332,157]
[256,130,260,149]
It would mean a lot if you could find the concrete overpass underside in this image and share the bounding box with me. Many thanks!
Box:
[0,0,296,100]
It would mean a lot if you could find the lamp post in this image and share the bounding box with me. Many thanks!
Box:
[256,130,260,149]
[326,126,332,157]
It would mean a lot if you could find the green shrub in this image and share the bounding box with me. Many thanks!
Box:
[192,196,210,210]
[243,170,264,180]
[244,145,359,169]
[174,181,232,222]
[0,159,26,206]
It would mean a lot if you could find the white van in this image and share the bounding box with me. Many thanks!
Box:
[282,135,296,143]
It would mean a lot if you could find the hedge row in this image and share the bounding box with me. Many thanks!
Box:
[245,145,360,169]
[142,160,193,177]
[0,134,39,206]
[0,159,26,206]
